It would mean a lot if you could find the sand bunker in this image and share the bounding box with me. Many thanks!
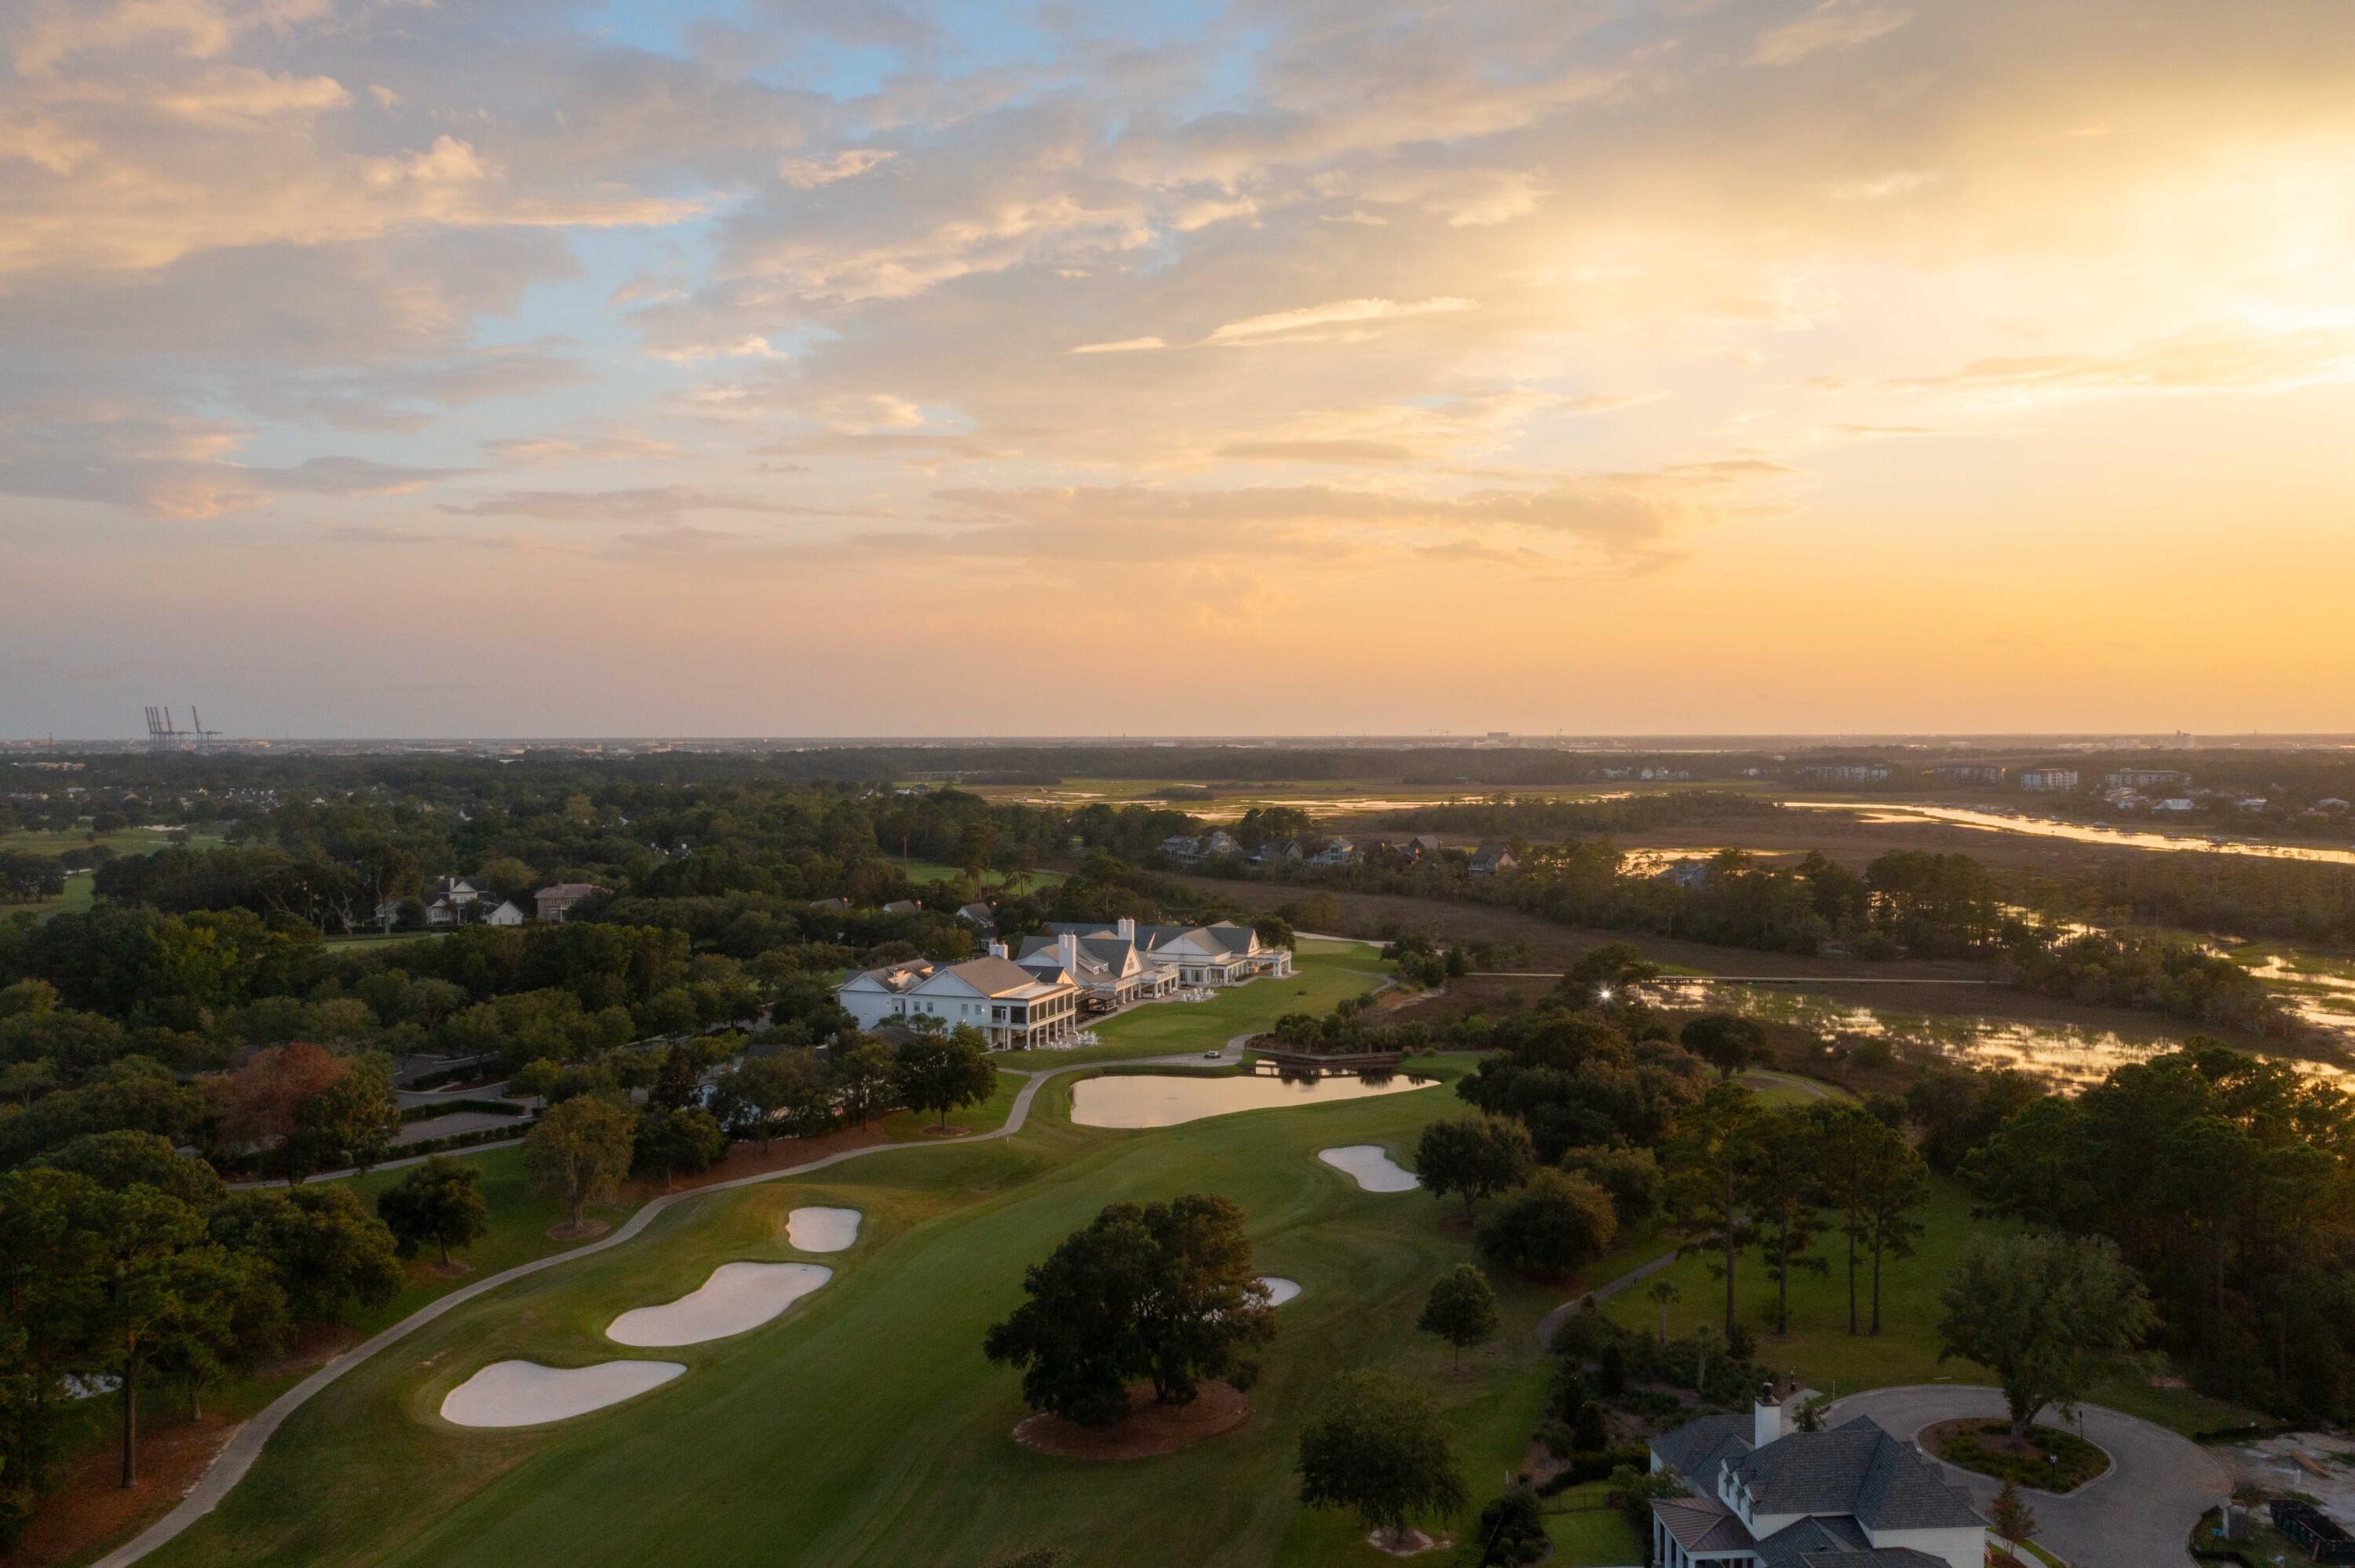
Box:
[1258,1276,1301,1307]
[440,1360,685,1428]
[786,1206,861,1253]
[1318,1145,1419,1192]
[607,1262,833,1347]
[1070,1071,1434,1129]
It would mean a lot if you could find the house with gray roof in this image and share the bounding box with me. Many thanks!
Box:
[1017,928,1178,1008]
[1647,1398,1984,1568]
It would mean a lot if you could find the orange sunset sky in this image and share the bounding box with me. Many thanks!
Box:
[4,0,2353,736]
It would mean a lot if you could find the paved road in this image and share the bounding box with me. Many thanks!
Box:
[1826,1385,2228,1568]
[97,1052,1188,1567]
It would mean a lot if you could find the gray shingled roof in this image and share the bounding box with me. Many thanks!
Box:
[1799,1552,1947,1568]
[1845,1418,1986,1531]
[1753,1515,1868,1568]
[1651,1412,1751,1487]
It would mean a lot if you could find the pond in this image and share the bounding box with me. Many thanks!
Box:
[1068,1070,1437,1129]
[1641,981,2351,1090]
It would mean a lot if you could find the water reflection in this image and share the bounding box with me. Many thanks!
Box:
[1068,1070,1436,1129]
[1781,800,2355,868]
[1637,981,2350,1092]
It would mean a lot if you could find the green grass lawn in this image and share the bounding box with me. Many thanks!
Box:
[886,856,1068,889]
[1598,1174,2259,1435]
[1,826,225,920]
[140,1056,1611,1568]
[1542,1482,1645,1565]
[997,939,1393,1070]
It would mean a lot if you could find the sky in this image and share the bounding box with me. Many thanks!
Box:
[4,0,2355,739]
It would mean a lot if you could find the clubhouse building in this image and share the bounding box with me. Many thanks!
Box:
[833,919,1293,1048]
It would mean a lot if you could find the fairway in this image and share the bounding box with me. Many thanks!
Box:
[137,1056,1633,1568]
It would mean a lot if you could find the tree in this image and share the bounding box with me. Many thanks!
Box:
[1661,1083,1763,1340]
[630,1105,728,1186]
[1418,1264,1499,1371]
[82,1184,270,1487]
[1938,1233,2156,1437]
[302,1056,402,1174]
[1460,1485,1547,1566]
[892,1026,997,1132]
[1645,1278,1681,1345]
[524,1094,637,1231]
[648,1045,703,1110]
[210,1041,346,1183]
[709,1052,834,1150]
[1297,1373,1468,1551]
[1475,1170,1618,1280]
[831,1037,898,1126]
[1557,943,1658,1007]
[1680,1013,1766,1081]
[1988,1479,2037,1546]
[207,1185,400,1322]
[984,1194,1272,1427]
[1743,1105,1828,1335]
[375,1156,488,1265]
[1810,1102,1929,1336]
[1415,1118,1535,1220]
[31,1131,222,1209]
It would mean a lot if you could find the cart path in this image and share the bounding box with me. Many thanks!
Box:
[95,1042,1258,1568]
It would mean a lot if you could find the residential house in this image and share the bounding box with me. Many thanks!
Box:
[1648,1398,1985,1568]
[534,882,607,923]
[1468,844,1517,875]
[809,896,853,913]
[1305,837,1361,869]
[1657,859,1713,891]
[1252,837,1306,866]
[955,902,997,932]
[832,952,1080,1049]
[1159,829,1245,862]
[1407,834,1445,859]
[881,899,922,915]
[481,899,525,926]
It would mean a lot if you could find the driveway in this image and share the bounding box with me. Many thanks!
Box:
[1826,1385,2228,1568]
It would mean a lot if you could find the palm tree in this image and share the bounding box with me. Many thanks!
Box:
[1645,1278,1681,1346]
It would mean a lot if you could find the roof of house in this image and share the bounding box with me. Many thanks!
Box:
[935,955,1072,998]
[1654,1413,1983,1541]
[956,903,995,924]
[1651,1412,1751,1486]
[1655,1497,1754,1554]
[880,899,921,914]
[537,882,604,900]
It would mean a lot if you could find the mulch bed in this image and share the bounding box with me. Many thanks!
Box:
[1924,1417,2110,1492]
[1013,1381,1251,1460]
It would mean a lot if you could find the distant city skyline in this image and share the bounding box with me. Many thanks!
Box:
[5,0,2355,737]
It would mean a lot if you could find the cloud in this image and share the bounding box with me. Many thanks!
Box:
[1749,2,1914,67]
[440,487,884,527]
[778,148,895,188]
[1068,337,1167,355]
[1892,324,2355,398]
[1203,297,1477,345]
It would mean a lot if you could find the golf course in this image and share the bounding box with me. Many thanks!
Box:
[134,1051,1627,1567]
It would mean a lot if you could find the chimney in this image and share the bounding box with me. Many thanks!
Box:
[1753,1391,1781,1449]
[1057,933,1079,972]
[988,939,1008,959]
[1116,917,1136,941]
